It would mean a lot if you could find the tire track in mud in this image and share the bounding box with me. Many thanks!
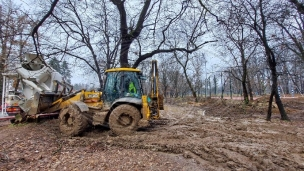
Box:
[196,120,304,170]
[161,106,261,169]
[102,104,304,170]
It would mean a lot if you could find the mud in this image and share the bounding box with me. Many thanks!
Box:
[0,96,304,170]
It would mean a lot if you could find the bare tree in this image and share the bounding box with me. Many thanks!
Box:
[48,0,110,89]
[30,0,59,63]
[243,0,289,120]
[174,51,199,102]
[276,1,304,61]
[31,0,121,88]
[158,56,173,98]
[28,0,215,89]
[191,54,205,98]
[158,56,189,99]
[217,0,259,104]
[0,0,32,100]
[110,0,213,68]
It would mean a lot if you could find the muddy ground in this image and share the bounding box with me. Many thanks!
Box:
[0,96,304,170]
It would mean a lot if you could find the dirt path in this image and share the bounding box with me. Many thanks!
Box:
[0,97,304,170]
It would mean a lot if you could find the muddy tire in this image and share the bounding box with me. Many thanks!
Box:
[10,118,16,124]
[59,104,88,136]
[109,104,141,135]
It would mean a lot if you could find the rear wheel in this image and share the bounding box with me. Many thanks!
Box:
[59,104,88,136]
[109,104,141,135]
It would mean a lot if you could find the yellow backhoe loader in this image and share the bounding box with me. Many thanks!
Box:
[13,53,164,136]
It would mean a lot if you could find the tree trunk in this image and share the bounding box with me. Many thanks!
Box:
[255,0,290,121]
[241,65,249,104]
[256,74,262,95]
[242,81,249,104]
[266,91,275,121]
[266,53,290,121]
[221,81,226,99]
[120,40,131,67]
[209,78,211,98]
[184,70,198,102]
[0,58,3,104]
[111,0,151,68]
[0,45,7,105]
[247,76,254,101]
[240,49,249,104]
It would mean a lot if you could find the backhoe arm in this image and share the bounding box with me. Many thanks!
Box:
[149,60,164,119]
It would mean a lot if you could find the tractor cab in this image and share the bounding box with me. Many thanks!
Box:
[102,68,143,107]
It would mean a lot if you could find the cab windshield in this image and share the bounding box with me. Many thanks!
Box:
[103,71,142,103]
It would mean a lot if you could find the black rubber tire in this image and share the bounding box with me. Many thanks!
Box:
[59,104,88,136]
[109,104,141,135]
[10,118,16,124]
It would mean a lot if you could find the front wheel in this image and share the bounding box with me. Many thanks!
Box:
[109,104,141,135]
[59,104,88,136]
